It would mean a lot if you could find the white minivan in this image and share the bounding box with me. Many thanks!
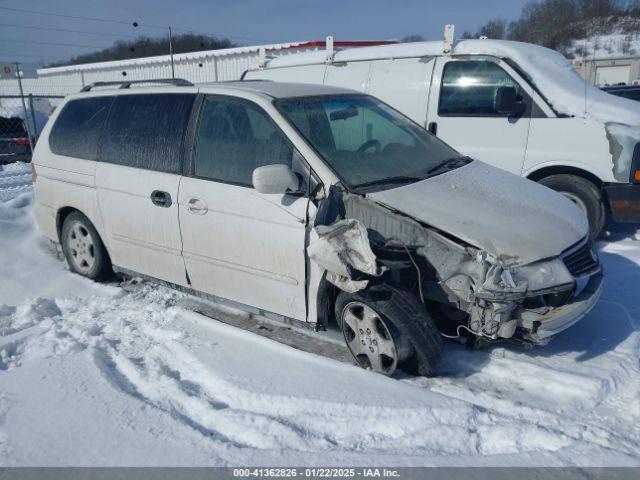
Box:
[244,38,640,237]
[33,79,602,376]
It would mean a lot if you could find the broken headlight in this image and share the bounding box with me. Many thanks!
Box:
[511,257,574,293]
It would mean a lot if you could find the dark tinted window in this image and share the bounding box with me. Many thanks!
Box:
[49,97,111,159]
[0,117,28,138]
[194,96,293,186]
[439,60,523,116]
[100,93,195,173]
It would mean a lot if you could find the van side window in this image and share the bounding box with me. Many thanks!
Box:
[100,94,195,173]
[194,97,293,186]
[439,60,524,116]
[49,97,112,160]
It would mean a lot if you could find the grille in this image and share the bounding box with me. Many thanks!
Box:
[562,240,599,277]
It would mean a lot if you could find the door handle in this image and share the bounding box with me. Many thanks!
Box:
[427,122,438,136]
[187,197,208,215]
[150,190,172,208]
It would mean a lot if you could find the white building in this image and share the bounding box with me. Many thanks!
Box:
[574,55,640,86]
[0,40,395,97]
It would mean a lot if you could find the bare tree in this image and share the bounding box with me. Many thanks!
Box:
[401,34,426,43]
[477,19,508,39]
[47,33,236,67]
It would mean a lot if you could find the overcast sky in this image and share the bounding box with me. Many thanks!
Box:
[0,0,531,66]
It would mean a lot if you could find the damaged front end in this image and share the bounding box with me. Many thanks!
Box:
[309,186,602,346]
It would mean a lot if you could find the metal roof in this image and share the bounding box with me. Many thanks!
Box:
[36,40,397,76]
[36,42,309,76]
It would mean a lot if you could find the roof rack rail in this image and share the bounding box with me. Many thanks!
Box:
[80,78,193,92]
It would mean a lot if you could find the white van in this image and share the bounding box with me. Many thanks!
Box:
[33,80,602,376]
[244,38,640,237]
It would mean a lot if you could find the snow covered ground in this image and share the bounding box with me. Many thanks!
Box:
[0,161,639,466]
[569,32,640,59]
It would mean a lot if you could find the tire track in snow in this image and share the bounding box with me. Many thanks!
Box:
[0,286,583,459]
[1,276,638,460]
[408,319,640,459]
[96,328,578,457]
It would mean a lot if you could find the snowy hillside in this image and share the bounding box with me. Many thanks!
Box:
[569,32,640,58]
[567,16,640,58]
[0,162,639,466]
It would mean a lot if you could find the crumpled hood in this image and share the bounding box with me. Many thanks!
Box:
[367,161,589,266]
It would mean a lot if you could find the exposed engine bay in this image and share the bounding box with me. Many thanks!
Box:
[309,186,602,346]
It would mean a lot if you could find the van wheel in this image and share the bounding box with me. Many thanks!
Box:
[335,285,442,376]
[61,211,112,280]
[538,174,605,239]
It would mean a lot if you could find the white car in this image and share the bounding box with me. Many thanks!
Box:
[244,38,640,237]
[32,79,602,376]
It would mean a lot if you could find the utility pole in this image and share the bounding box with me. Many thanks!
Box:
[133,21,175,79]
[15,62,34,153]
[168,26,175,79]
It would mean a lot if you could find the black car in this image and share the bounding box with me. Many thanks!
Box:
[601,85,640,102]
[0,116,32,164]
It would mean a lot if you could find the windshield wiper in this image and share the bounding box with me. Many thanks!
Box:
[424,156,472,178]
[353,175,423,190]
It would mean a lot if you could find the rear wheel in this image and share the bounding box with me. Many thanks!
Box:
[335,285,442,376]
[61,211,112,280]
[538,174,605,239]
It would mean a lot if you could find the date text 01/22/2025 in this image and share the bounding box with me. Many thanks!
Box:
[232,468,400,478]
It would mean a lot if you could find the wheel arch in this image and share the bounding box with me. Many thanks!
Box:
[56,206,79,243]
[526,165,604,189]
[315,271,339,329]
[56,207,108,250]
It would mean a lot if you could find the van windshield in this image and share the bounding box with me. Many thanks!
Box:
[275,94,468,192]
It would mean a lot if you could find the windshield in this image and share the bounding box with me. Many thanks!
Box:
[275,94,466,192]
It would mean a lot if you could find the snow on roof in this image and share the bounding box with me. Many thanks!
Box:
[266,41,447,67]
[264,38,640,126]
[455,39,640,126]
[0,103,48,133]
[199,80,357,98]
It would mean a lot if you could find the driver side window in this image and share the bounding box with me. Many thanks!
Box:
[439,60,524,117]
[194,96,293,187]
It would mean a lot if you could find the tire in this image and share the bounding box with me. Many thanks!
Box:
[335,285,442,376]
[538,174,605,239]
[61,211,112,280]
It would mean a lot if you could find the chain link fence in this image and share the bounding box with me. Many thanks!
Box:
[0,94,64,165]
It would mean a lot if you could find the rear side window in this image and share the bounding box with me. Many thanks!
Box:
[194,96,293,186]
[439,60,524,116]
[49,97,112,159]
[0,117,28,138]
[100,93,195,173]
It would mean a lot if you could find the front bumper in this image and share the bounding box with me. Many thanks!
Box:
[604,182,640,223]
[520,271,603,343]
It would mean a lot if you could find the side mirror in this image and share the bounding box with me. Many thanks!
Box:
[495,86,526,115]
[252,164,302,195]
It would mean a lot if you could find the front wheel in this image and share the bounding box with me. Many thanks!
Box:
[538,174,605,239]
[335,285,442,376]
